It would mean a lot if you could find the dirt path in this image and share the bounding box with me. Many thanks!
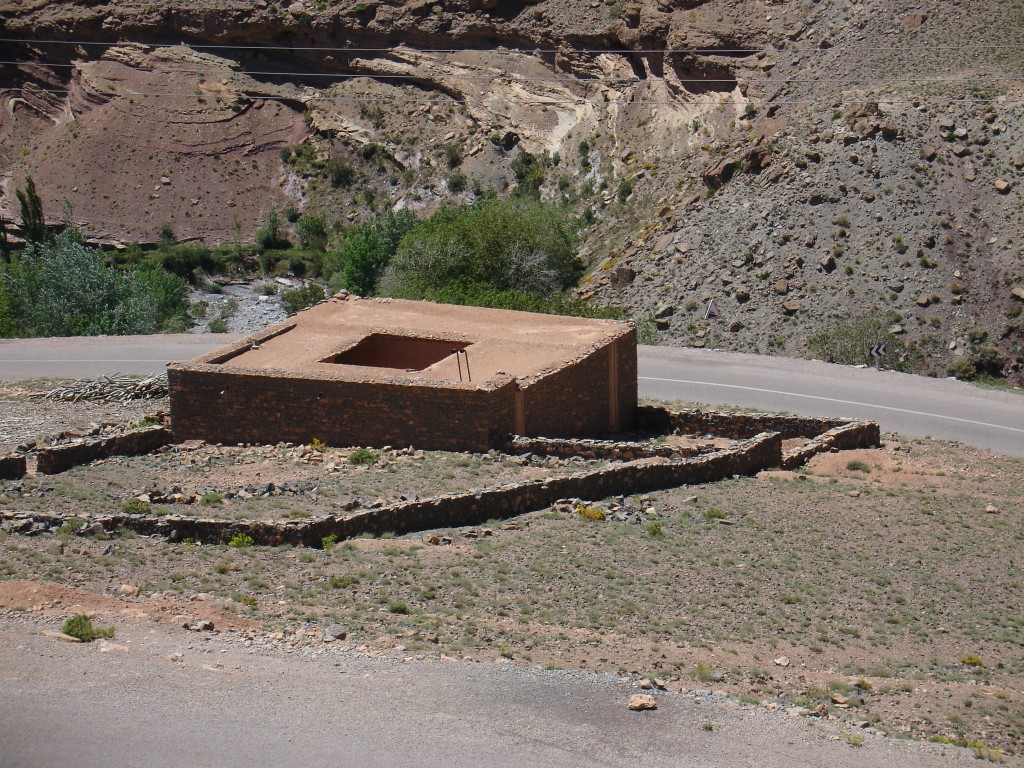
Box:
[0,612,973,768]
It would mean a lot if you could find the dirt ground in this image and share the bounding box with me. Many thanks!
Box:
[1,391,1022,761]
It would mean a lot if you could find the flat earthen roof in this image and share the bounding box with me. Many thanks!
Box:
[185,295,633,388]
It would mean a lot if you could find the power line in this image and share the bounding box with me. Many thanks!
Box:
[2,59,1022,86]
[2,37,1024,55]
[9,85,1022,108]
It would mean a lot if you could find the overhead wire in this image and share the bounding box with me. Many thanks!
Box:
[1,59,1022,86]
[8,85,1023,108]
[2,36,1024,55]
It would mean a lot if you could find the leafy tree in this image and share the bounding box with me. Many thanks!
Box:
[16,176,47,244]
[2,229,180,337]
[378,197,582,300]
[255,206,289,252]
[324,209,418,296]
[296,212,328,250]
[0,214,9,263]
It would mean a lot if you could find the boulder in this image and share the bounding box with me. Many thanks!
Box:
[628,694,658,711]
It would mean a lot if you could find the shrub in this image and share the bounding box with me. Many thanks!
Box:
[447,171,468,194]
[646,521,664,538]
[4,230,169,337]
[296,212,329,250]
[281,283,326,315]
[321,534,338,549]
[329,574,360,588]
[326,157,356,188]
[577,505,606,521]
[323,209,418,296]
[228,532,255,548]
[120,498,149,514]
[379,197,582,301]
[57,518,85,536]
[255,207,289,251]
[846,460,871,472]
[62,614,115,642]
[387,600,410,614]
[440,143,463,168]
[202,492,224,505]
[348,447,377,465]
[808,313,900,368]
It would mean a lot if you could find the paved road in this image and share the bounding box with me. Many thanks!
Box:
[0,334,241,381]
[640,346,1024,457]
[0,335,1020,455]
[0,621,960,768]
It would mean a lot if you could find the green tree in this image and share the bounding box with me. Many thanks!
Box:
[0,214,9,263]
[16,176,47,244]
[378,197,582,300]
[3,229,170,337]
[324,209,418,296]
[296,212,328,250]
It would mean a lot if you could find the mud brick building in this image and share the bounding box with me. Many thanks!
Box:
[169,295,637,452]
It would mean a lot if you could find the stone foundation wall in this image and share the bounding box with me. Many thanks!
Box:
[635,405,855,440]
[781,421,881,469]
[500,435,707,461]
[3,432,783,546]
[0,454,26,480]
[36,427,173,475]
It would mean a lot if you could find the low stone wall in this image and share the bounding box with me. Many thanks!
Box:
[0,454,26,480]
[781,421,881,469]
[500,435,710,461]
[2,431,783,547]
[635,405,854,440]
[36,427,173,475]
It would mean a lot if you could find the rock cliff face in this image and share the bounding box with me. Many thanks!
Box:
[1,0,1022,379]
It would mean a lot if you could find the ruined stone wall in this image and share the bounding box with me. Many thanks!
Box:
[36,427,173,475]
[635,405,856,440]
[0,454,26,480]
[169,367,520,453]
[3,432,783,546]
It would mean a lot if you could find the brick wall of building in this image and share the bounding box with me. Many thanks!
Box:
[169,367,520,452]
[521,334,637,438]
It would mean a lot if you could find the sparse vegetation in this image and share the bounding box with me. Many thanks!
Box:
[62,614,115,642]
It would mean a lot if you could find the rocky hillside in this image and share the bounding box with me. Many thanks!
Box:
[1,0,1022,381]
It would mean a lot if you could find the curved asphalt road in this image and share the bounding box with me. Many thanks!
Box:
[0,336,1020,455]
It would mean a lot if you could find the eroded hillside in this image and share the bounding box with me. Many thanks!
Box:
[1,0,1022,379]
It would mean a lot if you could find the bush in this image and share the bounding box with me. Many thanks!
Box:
[329,574,359,588]
[348,447,377,465]
[387,600,410,614]
[321,534,338,549]
[846,459,871,473]
[808,313,900,368]
[326,157,356,188]
[296,212,329,250]
[3,230,170,337]
[62,614,115,642]
[255,207,289,252]
[378,197,582,301]
[323,209,418,296]
[120,498,149,514]
[281,283,326,315]
[228,532,255,548]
